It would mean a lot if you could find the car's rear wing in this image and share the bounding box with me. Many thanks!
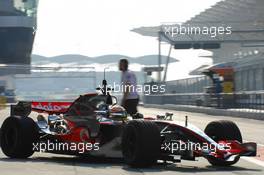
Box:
[11,101,72,116]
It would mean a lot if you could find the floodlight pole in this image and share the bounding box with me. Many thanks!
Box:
[163,44,172,82]
[158,31,162,82]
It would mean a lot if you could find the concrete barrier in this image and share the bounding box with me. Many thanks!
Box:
[143,104,264,121]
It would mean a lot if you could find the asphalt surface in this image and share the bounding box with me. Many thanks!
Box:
[0,106,264,175]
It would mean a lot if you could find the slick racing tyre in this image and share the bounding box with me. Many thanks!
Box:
[122,120,161,167]
[0,116,39,158]
[204,120,242,166]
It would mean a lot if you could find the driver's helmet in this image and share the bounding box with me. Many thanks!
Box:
[109,105,127,121]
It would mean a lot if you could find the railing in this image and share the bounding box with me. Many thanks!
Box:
[143,91,264,112]
[166,76,211,93]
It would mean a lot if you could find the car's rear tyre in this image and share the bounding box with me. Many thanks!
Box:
[122,120,161,167]
[0,128,1,145]
[204,120,242,166]
[0,116,39,158]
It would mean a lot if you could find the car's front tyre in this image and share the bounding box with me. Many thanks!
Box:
[204,120,242,166]
[122,120,161,167]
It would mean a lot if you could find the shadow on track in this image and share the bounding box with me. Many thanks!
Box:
[0,155,262,173]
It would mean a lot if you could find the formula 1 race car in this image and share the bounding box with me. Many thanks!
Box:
[0,80,257,167]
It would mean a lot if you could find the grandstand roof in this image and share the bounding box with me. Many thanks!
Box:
[132,0,264,45]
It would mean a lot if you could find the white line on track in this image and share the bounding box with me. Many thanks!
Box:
[242,157,264,168]
[258,143,264,147]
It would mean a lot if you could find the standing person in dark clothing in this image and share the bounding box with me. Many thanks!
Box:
[119,59,139,116]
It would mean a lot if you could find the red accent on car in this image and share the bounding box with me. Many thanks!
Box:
[31,101,72,114]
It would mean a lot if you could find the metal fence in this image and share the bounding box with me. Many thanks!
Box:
[234,91,264,111]
[143,91,264,112]
[166,76,211,94]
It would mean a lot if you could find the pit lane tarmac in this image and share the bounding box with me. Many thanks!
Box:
[0,107,264,175]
